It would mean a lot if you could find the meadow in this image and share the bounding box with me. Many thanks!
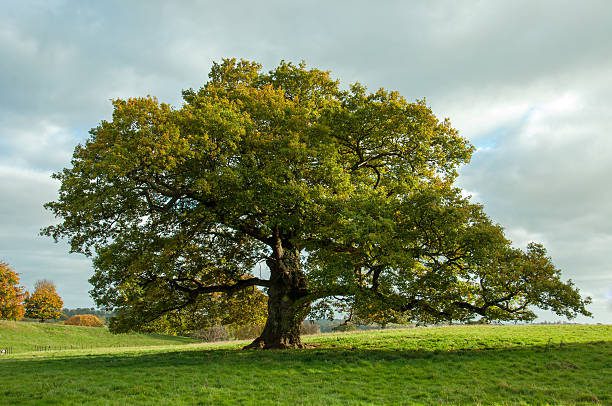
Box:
[0,323,610,405]
[0,320,194,353]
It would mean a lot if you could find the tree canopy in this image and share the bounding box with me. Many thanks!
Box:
[44,59,590,348]
[24,280,63,322]
[0,262,27,320]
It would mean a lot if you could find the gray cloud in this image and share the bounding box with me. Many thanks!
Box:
[0,166,93,306]
[455,66,612,322]
[0,0,610,320]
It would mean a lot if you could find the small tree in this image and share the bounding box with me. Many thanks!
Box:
[24,280,63,322]
[0,262,27,320]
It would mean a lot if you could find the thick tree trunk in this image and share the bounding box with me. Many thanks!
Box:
[244,240,310,349]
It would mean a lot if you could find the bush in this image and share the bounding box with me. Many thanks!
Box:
[64,314,104,327]
[300,320,321,335]
[226,323,265,340]
[332,322,357,332]
[191,325,230,342]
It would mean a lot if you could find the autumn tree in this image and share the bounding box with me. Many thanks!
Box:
[24,280,63,322]
[64,314,104,327]
[0,262,27,320]
[44,59,590,349]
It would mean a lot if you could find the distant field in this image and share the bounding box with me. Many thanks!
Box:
[0,320,195,353]
[0,324,610,405]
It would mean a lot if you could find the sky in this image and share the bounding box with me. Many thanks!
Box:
[1,0,610,323]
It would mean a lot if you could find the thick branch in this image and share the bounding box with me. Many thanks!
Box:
[169,277,271,296]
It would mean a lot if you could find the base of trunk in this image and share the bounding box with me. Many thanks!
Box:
[242,323,305,349]
[243,336,311,350]
[245,243,310,350]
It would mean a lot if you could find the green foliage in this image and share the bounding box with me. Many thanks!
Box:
[0,262,27,320]
[116,286,268,337]
[0,325,609,404]
[226,323,265,340]
[43,58,591,339]
[24,280,64,322]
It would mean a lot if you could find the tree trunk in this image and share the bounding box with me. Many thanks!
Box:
[244,240,310,349]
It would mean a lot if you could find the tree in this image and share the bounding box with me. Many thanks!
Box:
[43,59,591,349]
[0,262,27,320]
[24,280,63,322]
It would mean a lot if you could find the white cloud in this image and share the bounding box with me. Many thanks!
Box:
[505,228,547,249]
[0,165,94,307]
[0,118,75,170]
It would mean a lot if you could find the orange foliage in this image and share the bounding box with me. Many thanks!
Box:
[0,262,27,320]
[24,280,63,322]
[64,314,104,327]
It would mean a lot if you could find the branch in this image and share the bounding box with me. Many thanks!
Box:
[169,277,271,296]
[233,220,274,246]
[295,285,352,307]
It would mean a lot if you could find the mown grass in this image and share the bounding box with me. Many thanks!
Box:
[0,324,610,405]
[0,320,195,353]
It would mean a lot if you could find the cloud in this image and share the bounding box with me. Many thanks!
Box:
[452,65,612,323]
[0,165,94,307]
[0,118,76,171]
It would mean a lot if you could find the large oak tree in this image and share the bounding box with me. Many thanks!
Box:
[44,59,590,348]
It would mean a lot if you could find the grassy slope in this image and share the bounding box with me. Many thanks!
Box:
[0,324,610,405]
[0,320,195,353]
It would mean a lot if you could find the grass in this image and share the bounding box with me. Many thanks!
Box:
[0,324,610,405]
[0,320,195,353]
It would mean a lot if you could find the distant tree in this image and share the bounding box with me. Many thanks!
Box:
[24,280,63,322]
[299,320,320,335]
[44,58,591,349]
[64,314,104,327]
[61,307,115,320]
[0,262,27,320]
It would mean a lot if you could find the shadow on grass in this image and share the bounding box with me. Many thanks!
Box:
[2,339,610,369]
[1,340,609,405]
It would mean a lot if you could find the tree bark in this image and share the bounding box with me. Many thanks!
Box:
[244,240,310,349]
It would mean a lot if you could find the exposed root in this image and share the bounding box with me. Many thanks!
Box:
[242,337,313,350]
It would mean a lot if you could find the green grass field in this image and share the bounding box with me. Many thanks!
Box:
[0,320,195,353]
[0,323,610,405]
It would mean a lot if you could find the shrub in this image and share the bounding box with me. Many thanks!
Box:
[332,322,357,332]
[300,320,321,335]
[64,314,104,327]
[226,323,265,340]
[191,325,230,342]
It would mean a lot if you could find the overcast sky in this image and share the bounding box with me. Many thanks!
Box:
[1,0,610,323]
